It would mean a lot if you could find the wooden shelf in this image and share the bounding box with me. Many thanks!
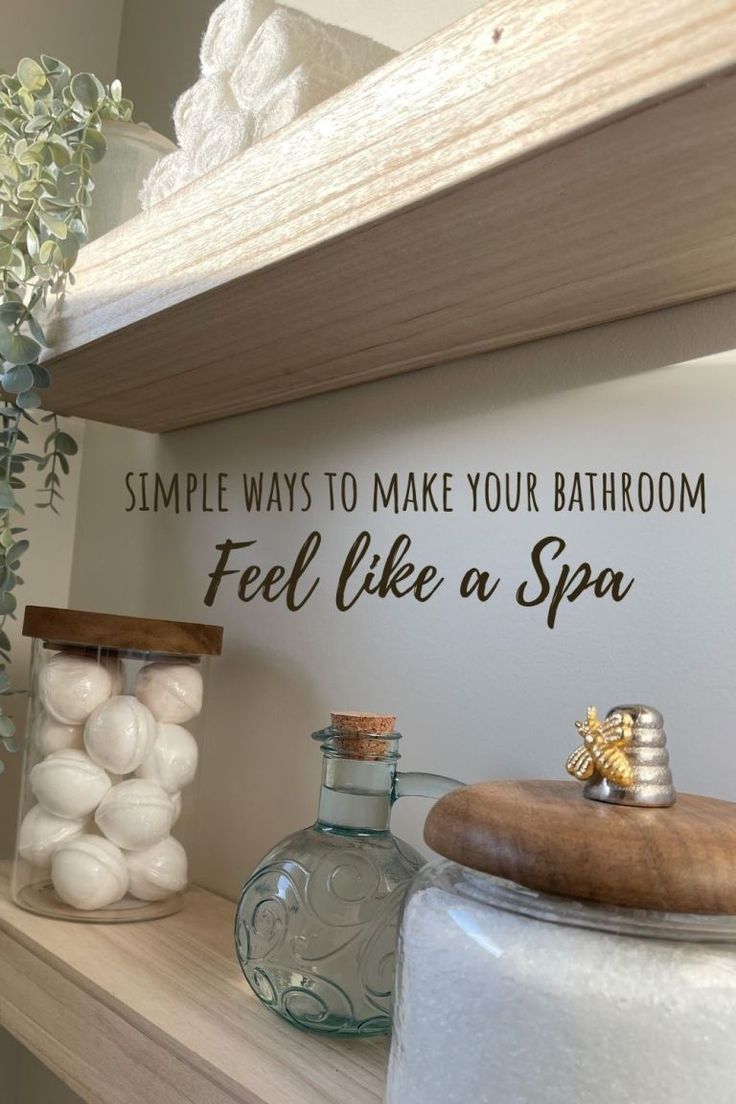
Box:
[0,865,387,1104]
[41,0,736,433]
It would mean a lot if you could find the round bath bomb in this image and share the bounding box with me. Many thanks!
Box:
[84,695,157,775]
[30,749,112,819]
[18,804,86,868]
[171,791,182,824]
[34,716,84,756]
[52,834,128,910]
[136,722,198,793]
[126,836,188,901]
[136,662,203,724]
[95,779,175,850]
[39,653,113,725]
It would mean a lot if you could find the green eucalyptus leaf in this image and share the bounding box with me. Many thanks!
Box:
[53,431,77,456]
[2,364,34,393]
[0,326,40,366]
[17,58,47,93]
[25,223,39,257]
[16,389,41,410]
[0,303,23,324]
[0,152,21,182]
[0,590,16,614]
[40,55,69,77]
[0,484,15,510]
[27,317,47,348]
[38,210,68,239]
[6,539,28,566]
[17,178,42,199]
[70,72,104,110]
[83,127,107,163]
[31,364,50,388]
[8,248,28,281]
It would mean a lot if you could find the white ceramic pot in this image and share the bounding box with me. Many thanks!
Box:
[87,121,175,242]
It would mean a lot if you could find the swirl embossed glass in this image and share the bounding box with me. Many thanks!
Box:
[234,711,461,1036]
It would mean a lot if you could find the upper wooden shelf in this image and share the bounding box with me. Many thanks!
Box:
[0,864,387,1104]
[42,0,736,433]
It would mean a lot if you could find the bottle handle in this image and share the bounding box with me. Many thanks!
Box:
[394,771,463,802]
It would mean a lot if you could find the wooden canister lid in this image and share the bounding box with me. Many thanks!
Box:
[23,605,223,657]
[424,780,736,914]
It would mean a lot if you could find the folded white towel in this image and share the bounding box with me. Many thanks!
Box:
[139,149,199,210]
[252,63,352,142]
[200,0,276,77]
[191,110,254,175]
[141,0,397,211]
[173,74,240,154]
[230,7,396,108]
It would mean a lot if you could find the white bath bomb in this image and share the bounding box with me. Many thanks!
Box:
[171,791,182,824]
[95,779,175,850]
[39,653,113,725]
[34,715,84,756]
[126,836,188,901]
[136,722,198,793]
[136,662,203,724]
[52,834,128,910]
[84,695,157,775]
[30,749,112,819]
[18,804,87,868]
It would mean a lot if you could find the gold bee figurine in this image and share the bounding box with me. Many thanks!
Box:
[566,706,635,788]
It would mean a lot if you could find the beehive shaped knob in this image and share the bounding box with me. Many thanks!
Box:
[583,704,676,808]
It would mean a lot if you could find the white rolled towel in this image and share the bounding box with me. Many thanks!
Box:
[191,110,254,175]
[173,74,240,154]
[200,0,276,76]
[230,6,396,109]
[252,63,353,142]
[139,149,198,210]
[141,0,397,209]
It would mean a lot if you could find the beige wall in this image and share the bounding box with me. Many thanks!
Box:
[0,0,123,81]
[69,294,736,900]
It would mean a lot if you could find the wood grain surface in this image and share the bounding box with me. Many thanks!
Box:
[0,865,387,1104]
[22,605,223,656]
[425,780,736,913]
[37,0,736,432]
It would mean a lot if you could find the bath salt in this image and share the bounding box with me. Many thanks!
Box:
[387,885,736,1104]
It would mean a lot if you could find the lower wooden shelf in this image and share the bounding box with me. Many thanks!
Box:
[0,863,387,1104]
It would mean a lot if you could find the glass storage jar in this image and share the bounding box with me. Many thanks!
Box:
[12,605,222,922]
[387,704,736,1104]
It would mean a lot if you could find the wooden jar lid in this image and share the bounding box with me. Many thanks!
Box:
[23,605,223,657]
[425,780,736,914]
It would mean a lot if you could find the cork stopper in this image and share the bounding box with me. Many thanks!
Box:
[329,711,397,760]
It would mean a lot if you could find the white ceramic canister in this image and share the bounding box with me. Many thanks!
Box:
[86,121,175,242]
[12,605,222,922]
[387,705,736,1104]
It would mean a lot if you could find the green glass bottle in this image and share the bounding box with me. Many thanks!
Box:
[234,712,461,1036]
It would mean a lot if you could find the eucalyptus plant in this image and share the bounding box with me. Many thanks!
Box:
[0,56,133,770]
